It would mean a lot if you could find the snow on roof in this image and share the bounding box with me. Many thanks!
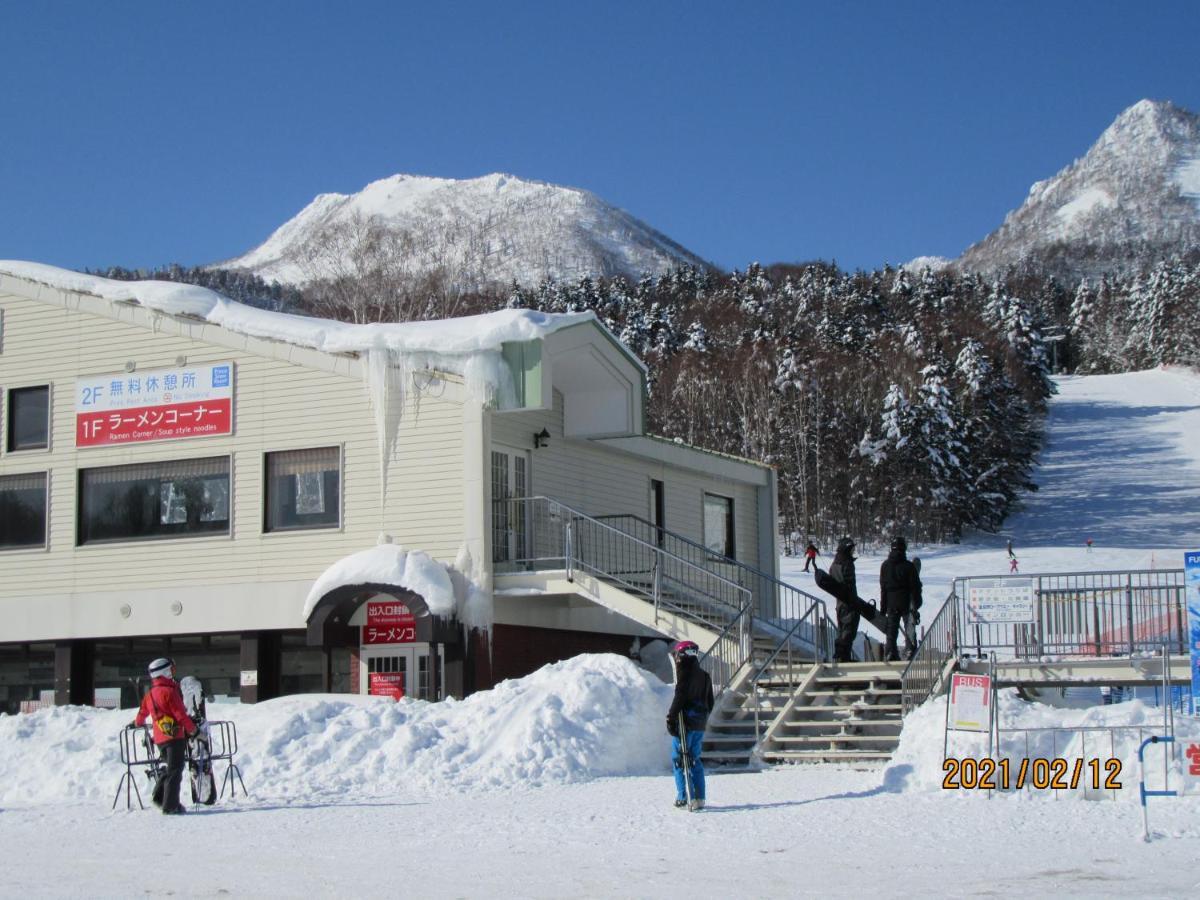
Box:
[302,542,457,620]
[0,260,594,357]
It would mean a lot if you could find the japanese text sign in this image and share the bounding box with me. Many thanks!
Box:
[362,600,417,645]
[949,673,992,732]
[75,362,233,447]
[369,672,405,700]
[966,577,1035,625]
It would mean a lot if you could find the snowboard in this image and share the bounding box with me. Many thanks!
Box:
[812,568,879,622]
[179,675,217,806]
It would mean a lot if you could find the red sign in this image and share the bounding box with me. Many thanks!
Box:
[368,672,405,700]
[362,601,417,645]
[75,362,234,448]
[76,398,232,447]
[1186,743,1200,777]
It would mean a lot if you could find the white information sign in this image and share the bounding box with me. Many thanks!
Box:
[239,670,258,687]
[966,577,1035,625]
[949,673,992,732]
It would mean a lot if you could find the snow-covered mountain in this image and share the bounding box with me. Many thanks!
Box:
[220,173,710,288]
[956,99,1200,280]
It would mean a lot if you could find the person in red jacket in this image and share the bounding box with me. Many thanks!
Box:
[133,657,197,815]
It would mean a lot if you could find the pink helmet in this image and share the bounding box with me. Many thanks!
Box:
[671,640,699,660]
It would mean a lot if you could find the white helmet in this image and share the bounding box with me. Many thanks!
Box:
[147,657,174,679]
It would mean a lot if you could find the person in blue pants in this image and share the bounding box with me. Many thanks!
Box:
[666,640,714,810]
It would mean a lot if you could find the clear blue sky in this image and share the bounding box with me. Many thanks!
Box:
[2,1,1198,275]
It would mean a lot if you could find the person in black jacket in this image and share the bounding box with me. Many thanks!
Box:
[880,535,923,661]
[829,537,860,662]
[666,640,714,811]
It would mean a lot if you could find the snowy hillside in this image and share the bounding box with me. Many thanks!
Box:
[957,99,1200,279]
[220,173,710,288]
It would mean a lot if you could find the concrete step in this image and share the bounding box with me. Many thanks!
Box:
[772,734,900,745]
[784,718,903,730]
[701,748,758,762]
[792,705,902,720]
[762,749,892,764]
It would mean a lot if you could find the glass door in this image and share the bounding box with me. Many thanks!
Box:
[491,447,528,564]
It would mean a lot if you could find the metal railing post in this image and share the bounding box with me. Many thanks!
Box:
[653,547,662,617]
[564,516,574,582]
[1126,573,1135,656]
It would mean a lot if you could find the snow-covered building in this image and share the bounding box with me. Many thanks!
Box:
[0,262,777,711]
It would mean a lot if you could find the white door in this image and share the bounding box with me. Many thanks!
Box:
[360,645,435,699]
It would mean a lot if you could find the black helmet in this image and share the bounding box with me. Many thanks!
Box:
[837,537,855,554]
[891,535,908,553]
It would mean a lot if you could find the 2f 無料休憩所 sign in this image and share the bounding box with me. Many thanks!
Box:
[75,362,233,447]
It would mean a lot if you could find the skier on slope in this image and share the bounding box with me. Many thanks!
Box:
[803,541,820,572]
[880,536,923,662]
[132,657,198,815]
[666,640,714,811]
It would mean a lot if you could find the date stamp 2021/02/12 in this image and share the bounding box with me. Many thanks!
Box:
[942,757,1123,791]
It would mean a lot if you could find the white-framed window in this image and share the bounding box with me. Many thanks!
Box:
[0,471,47,549]
[78,456,230,544]
[703,492,735,560]
[264,446,341,532]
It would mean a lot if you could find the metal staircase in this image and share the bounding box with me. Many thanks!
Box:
[758,661,904,763]
[495,499,917,768]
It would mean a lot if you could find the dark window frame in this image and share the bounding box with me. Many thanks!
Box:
[6,385,51,452]
[702,491,736,561]
[76,455,231,546]
[262,446,342,534]
[0,470,48,550]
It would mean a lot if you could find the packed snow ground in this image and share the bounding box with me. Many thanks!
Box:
[4,369,1200,897]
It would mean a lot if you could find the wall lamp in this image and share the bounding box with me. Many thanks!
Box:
[534,428,550,449]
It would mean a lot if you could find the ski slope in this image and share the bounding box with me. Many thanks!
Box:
[2,369,1200,898]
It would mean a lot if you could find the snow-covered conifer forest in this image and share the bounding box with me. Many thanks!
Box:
[100,253,1200,545]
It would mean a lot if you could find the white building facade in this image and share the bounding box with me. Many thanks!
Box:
[0,263,777,710]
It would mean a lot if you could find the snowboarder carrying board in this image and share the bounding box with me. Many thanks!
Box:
[132,657,198,815]
[814,537,880,662]
[666,640,714,811]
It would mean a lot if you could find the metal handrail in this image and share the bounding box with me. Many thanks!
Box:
[593,511,833,657]
[952,569,1186,659]
[495,494,752,629]
[557,502,750,603]
[578,509,751,597]
[697,596,756,701]
[899,589,959,713]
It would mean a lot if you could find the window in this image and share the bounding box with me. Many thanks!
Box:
[78,456,230,544]
[264,447,340,532]
[650,479,665,548]
[703,492,735,560]
[0,472,47,549]
[7,386,49,451]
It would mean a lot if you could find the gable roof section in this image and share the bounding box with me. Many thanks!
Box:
[0,261,640,376]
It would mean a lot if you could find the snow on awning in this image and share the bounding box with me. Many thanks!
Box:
[302,543,457,621]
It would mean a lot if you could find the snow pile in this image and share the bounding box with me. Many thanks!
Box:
[884,689,1198,800]
[0,654,671,808]
[302,541,457,619]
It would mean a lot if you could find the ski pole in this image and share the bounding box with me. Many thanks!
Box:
[678,712,694,805]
